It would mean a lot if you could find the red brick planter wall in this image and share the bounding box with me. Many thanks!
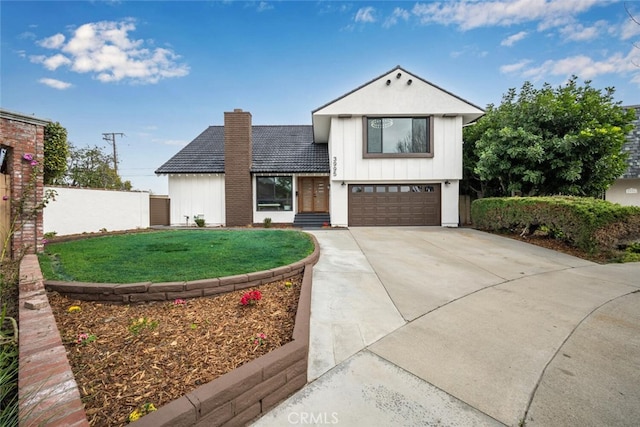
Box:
[0,109,48,257]
[18,255,89,427]
[18,234,319,426]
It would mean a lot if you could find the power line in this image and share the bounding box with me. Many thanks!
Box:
[102,132,125,174]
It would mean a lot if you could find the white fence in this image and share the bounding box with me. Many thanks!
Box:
[43,186,150,236]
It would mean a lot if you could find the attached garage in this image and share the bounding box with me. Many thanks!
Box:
[348,184,441,226]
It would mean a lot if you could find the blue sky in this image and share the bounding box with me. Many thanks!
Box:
[2,0,639,194]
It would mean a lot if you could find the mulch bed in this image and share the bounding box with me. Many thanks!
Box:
[495,232,613,263]
[48,274,302,427]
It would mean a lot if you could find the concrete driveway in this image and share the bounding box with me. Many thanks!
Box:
[252,227,640,427]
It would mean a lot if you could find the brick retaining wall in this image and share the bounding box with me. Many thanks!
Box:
[18,255,89,426]
[18,234,319,426]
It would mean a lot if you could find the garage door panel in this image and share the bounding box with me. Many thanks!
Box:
[349,184,441,226]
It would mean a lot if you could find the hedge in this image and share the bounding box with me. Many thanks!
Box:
[470,196,640,253]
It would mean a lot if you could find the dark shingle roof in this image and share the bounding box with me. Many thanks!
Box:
[622,105,640,179]
[155,125,329,174]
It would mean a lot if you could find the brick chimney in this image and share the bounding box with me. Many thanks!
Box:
[224,109,253,227]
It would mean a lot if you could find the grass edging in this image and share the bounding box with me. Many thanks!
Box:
[19,233,319,426]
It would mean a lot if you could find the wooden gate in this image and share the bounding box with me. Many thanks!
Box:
[149,195,170,226]
[0,174,10,254]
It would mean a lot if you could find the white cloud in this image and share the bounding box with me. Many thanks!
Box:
[450,45,488,58]
[505,47,640,86]
[620,17,640,40]
[42,53,72,70]
[559,20,607,42]
[411,0,601,31]
[355,7,376,24]
[30,19,189,85]
[18,31,37,40]
[257,1,273,12]
[501,31,528,46]
[38,33,65,49]
[383,7,410,28]
[500,59,532,74]
[38,78,72,90]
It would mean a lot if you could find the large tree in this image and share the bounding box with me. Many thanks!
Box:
[43,122,69,184]
[463,77,635,197]
[60,144,131,190]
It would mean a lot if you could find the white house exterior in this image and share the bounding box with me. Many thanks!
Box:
[156,66,484,227]
[606,105,640,207]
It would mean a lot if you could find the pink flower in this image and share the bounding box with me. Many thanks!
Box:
[22,153,33,162]
[2,196,7,201]
[30,160,38,166]
[173,299,186,305]
[253,333,267,348]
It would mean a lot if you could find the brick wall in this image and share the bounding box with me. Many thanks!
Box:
[18,255,88,427]
[224,109,253,227]
[0,109,48,257]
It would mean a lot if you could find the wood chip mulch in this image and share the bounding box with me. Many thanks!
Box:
[48,274,302,427]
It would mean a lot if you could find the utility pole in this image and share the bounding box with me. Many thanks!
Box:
[102,132,125,174]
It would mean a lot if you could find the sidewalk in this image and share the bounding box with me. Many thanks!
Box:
[252,228,640,427]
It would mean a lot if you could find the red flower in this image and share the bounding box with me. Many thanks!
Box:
[240,290,262,306]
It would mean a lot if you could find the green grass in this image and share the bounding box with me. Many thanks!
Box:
[38,230,314,283]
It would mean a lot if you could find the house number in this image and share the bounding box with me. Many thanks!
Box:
[332,156,338,177]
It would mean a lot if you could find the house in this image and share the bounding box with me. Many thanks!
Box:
[605,105,640,206]
[155,66,485,227]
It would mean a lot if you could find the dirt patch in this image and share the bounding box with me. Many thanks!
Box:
[48,274,302,427]
[495,232,614,263]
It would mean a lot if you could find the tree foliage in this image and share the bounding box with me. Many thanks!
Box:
[59,144,131,190]
[43,122,69,184]
[463,77,635,198]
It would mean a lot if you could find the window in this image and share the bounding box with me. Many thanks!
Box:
[256,176,292,211]
[364,117,431,157]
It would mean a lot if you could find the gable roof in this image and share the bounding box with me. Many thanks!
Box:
[155,125,329,175]
[622,105,640,179]
[311,65,485,142]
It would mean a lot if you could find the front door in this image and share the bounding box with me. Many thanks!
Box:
[299,177,329,213]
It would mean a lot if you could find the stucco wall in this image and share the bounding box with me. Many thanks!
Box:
[43,186,150,236]
[606,178,640,207]
[168,174,225,226]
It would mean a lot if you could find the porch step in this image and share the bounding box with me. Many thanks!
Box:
[293,213,331,229]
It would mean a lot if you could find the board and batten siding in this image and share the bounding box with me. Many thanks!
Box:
[327,116,462,227]
[167,174,225,226]
[329,116,462,181]
[606,178,640,207]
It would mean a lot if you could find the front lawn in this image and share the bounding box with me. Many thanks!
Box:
[38,229,314,283]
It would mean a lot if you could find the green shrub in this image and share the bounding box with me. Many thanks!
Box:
[0,307,18,426]
[471,196,640,253]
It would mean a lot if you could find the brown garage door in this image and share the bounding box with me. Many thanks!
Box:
[348,184,441,226]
